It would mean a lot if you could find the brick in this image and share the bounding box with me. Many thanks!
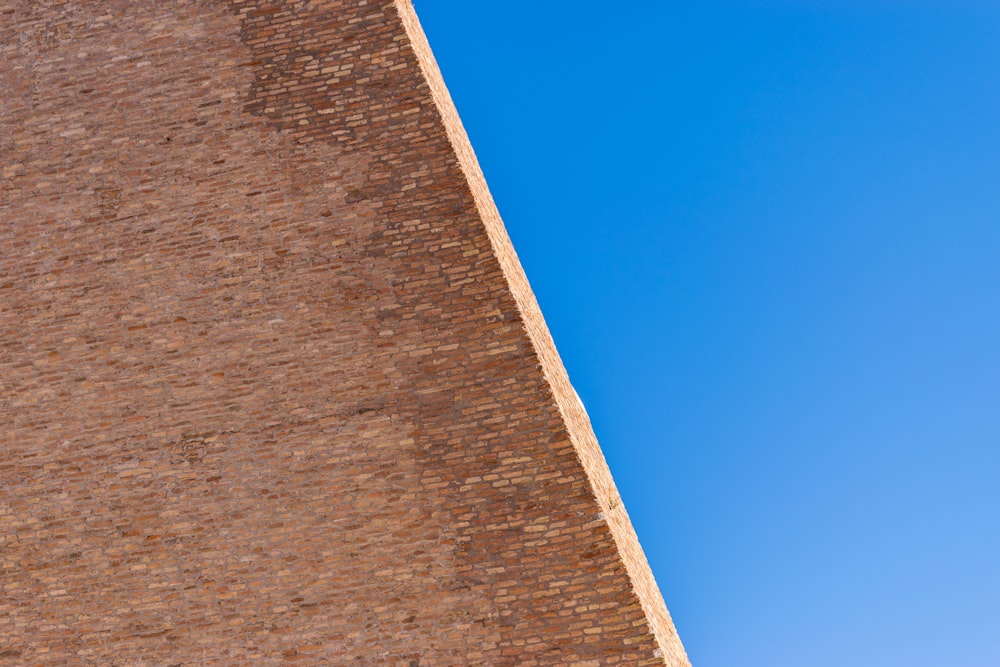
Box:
[0,1,689,665]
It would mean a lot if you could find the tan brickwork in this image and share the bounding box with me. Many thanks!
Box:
[0,1,690,665]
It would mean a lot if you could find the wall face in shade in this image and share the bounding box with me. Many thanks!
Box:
[0,1,690,665]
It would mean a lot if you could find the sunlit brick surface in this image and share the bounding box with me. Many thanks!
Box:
[0,1,689,664]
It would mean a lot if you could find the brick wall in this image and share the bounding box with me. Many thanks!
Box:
[0,1,690,664]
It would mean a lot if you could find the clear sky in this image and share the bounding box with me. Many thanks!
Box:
[415,2,1000,666]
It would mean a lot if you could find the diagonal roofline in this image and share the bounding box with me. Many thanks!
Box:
[393,3,691,664]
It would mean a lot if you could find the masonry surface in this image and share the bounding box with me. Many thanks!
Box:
[0,1,690,665]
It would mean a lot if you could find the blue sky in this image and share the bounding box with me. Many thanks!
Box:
[414,2,1000,666]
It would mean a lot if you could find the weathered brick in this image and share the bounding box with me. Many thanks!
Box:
[0,1,689,665]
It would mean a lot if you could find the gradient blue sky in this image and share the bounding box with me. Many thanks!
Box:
[415,2,1000,666]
